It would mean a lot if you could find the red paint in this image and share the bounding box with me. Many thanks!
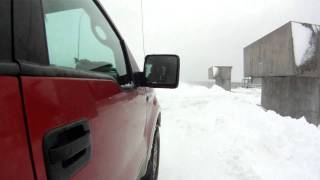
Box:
[21,77,160,180]
[0,77,34,180]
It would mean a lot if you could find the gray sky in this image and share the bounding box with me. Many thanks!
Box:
[101,0,320,82]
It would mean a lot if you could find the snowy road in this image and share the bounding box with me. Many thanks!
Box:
[156,83,320,180]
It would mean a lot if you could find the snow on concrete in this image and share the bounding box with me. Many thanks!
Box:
[312,24,320,33]
[292,22,316,66]
[157,83,320,180]
[212,67,218,78]
[208,66,218,79]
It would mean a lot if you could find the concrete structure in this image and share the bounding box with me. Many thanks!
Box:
[262,77,320,125]
[244,21,320,125]
[208,66,215,80]
[208,66,232,91]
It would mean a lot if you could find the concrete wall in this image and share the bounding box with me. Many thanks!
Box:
[244,22,296,77]
[208,66,215,80]
[215,66,232,91]
[216,79,231,91]
[262,77,320,125]
[244,21,320,78]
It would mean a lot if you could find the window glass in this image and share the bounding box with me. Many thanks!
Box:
[43,0,128,81]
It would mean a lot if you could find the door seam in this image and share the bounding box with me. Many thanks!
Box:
[17,76,39,180]
[11,0,38,178]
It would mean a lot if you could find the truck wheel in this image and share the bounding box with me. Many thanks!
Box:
[142,128,160,180]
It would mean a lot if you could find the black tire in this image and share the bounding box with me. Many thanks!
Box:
[142,128,160,180]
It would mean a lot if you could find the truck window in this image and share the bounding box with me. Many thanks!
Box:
[42,0,128,82]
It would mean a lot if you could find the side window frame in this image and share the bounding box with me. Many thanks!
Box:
[92,0,134,79]
[0,0,20,76]
[14,0,134,86]
[0,0,12,62]
[13,0,49,65]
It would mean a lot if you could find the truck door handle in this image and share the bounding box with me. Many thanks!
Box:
[49,132,90,164]
[43,119,92,180]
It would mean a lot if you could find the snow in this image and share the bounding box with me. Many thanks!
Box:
[291,22,316,66]
[212,67,218,78]
[157,83,320,180]
[208,66,218,79]
[312,24,320,33]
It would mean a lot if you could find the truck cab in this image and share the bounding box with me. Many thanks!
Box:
[0,0,179,179]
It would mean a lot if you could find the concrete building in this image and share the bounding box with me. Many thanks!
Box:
[244,21,320,125]
[208,66,232,91]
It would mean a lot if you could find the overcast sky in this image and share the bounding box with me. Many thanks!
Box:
[101,0,320,82]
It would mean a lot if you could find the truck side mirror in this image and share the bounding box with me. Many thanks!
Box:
[143,54,180,88]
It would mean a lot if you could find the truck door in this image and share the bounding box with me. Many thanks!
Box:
[14,0,148,179]
[0,76,35,180]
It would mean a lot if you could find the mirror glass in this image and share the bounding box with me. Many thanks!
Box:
[144,55,180,88]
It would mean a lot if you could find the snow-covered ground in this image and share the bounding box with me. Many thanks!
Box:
[157,83,320,180]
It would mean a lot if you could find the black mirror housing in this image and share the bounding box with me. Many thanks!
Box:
[142,54,180,88]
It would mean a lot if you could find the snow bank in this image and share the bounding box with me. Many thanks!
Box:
[157,83,320,180]
[292,22,317,66]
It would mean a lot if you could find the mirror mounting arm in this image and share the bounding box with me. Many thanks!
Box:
[133,72,146,87]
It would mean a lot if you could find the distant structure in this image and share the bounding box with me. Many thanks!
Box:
[208,66,232,91]
[208,66,216,80]
[244,21,320,125]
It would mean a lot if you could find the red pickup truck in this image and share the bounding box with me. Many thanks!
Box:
[0,0,179,180]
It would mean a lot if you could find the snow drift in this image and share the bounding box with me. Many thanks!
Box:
[157,83,320,180]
